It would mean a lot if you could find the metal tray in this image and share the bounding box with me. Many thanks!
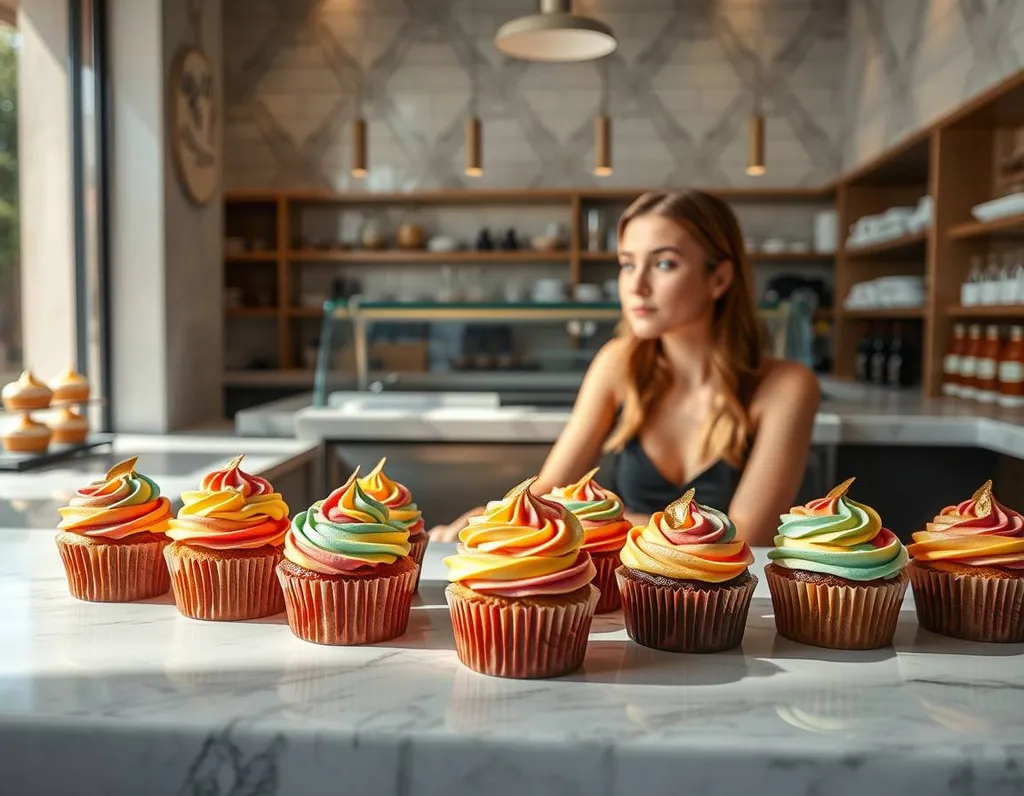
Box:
[0,434,116,471]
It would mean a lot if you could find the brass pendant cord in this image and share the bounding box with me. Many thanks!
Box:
[594,55,611,177]
[466,0,483,176]
[351,17,368,178]
[747,10,766,176]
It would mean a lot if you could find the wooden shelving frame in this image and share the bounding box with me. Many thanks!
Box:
[222,67,1024,394]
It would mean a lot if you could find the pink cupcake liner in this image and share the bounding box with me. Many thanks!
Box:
[164,543,284,621]
[909,561,1024,643]
[56,531,170,602]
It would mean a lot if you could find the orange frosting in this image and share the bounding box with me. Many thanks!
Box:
[58,457,171,540]
[545,467,631,553]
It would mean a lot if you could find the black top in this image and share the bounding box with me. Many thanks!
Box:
[614,436,743,515]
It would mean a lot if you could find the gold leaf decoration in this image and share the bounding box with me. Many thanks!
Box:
[972,480,994,518]
[826,477,856,501]
[503,476,538,500]
[224,454,245,470]
[665,488,696,529]
[105,456,138,480]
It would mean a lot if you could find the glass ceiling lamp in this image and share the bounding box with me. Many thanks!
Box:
[494,0,617,63]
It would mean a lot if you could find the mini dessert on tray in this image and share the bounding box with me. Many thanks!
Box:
[278,468,418,645]
[444,477,598,679]
[2,370,52,410]
[616,488,756,652]
[907,480,1024,643]
[56,456,172,601]
[356,457,428,589]
[50,366,90,404]
[2,413,52,453]
[165,455,290,621]
[545,467,632,613]
[50,407,89,445]
[766,477,909,650]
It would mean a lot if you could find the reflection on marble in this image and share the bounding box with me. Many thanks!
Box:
[2,538,1024,795]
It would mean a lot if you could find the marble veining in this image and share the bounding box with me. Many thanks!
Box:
[2,535,1024,795]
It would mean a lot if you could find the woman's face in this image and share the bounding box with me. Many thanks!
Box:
[617,213,732,340]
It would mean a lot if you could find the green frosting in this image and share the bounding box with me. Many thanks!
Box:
[290,480,409,560]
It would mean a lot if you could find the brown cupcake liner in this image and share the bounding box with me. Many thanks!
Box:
[592,550,623,613]
[616,567,756,653]
[56,531,170,602]
[277,562,418,645]
[408,533,429,591]
[766,564,908,650]
[164,543,284,621]
[908,561,1024,643]
[445,583,599,679]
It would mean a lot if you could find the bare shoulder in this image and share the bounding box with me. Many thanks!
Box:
[582,338,631,395]
[751,358,820,418]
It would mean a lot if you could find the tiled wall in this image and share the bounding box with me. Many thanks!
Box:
[843,0,1024,170]
[221,0,847,190]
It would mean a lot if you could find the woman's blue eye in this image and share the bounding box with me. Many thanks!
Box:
[618,261,634,271]
[656,258,674,270]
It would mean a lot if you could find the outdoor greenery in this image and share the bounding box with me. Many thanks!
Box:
[0,26,18,364]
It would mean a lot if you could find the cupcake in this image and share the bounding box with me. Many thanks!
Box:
[1,370,52,410]
[616,488,756,652]
[444,477,599,679]
[277,467,418,645]
[55,456,172,601]
[356,457,428,588]
[51,366,90,404]
[50,407,89,445]
[545,467,632,613]
[165,455,290,621]
[765,477,909,650]
[907,480,1024,643]
[2,413,51,453]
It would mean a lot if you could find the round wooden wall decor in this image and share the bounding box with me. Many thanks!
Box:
[169,46,218,206]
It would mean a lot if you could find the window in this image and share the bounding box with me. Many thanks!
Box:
[0,19,18,384]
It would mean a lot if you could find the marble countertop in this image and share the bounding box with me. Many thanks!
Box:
[3,536,1023,796]
[236,379,1024,458]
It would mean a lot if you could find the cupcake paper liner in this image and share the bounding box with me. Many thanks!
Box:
[766,564,908,650]
[56,531,170,602]
[408,534,429,591]
[164,543,284,621]
[616,567,757,653]
[592,550,623,613]
[277,560,418,645]
[445,583,599,679]
[908,561,1024,643]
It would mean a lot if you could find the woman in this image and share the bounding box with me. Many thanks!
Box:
[431,189,819,546]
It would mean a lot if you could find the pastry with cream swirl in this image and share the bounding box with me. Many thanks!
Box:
[164,455,290,621]
[356,457,428,590]
[615,488,756,653]
[907,480,1024,642]
[765,478,909,650]
[277,468,418,645]
[444,477,599,679]
[55,456,172,602]
[544,467,632,613]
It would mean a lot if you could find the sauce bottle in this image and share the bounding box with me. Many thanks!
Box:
[959,324,983,400]
[998,325,1024,409]
[942,323,966,397]
[975,325,1003,404]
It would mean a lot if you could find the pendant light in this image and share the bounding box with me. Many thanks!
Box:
[495,0,616,63]
[351,30,368,178]
[746,11,766,177]
[593,56,612,177]
[465,0,483,177]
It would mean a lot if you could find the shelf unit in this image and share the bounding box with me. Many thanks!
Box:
[946,304,1024,318]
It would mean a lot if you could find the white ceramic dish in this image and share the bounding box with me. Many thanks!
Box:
[971,192,1024,223]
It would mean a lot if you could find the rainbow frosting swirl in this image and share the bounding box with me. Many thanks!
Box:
[907,480,1024,570]
[167,455,289,550]
[284,468,411,574]
[58,457,171,540]
[619,488,752,582]
[356,458,424,537]
[767,478,907,581]
[544,467,631,553]
[444,477,596,598]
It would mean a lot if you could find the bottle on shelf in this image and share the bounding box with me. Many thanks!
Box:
[869,324,889,386]
[975,325,1003,404]
[942,323,966,397]
[854,325,873,383]
[961,256,983,307]
[886,322,909,388]
[981,253,1001,305]
[998,325,1024,409]
[1000,251,1019,306]
[959,324,983,400]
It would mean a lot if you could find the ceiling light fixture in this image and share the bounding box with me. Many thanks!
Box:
[495,0,616,63]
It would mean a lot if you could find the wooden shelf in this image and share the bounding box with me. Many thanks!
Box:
[288,307,329,318]
[946,304,1024,318]
[225,252,278,263]
[223,369,314,387]
[580,250,833,264]
[844,231,929,259]
[841,307,927,320]
[226,307,279,318]
[948,213,1024,240]
[288,249,569,263]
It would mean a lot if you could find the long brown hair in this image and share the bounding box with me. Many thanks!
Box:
[603,190,764,468]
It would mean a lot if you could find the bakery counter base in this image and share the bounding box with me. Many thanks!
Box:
[3,538,1024,796]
